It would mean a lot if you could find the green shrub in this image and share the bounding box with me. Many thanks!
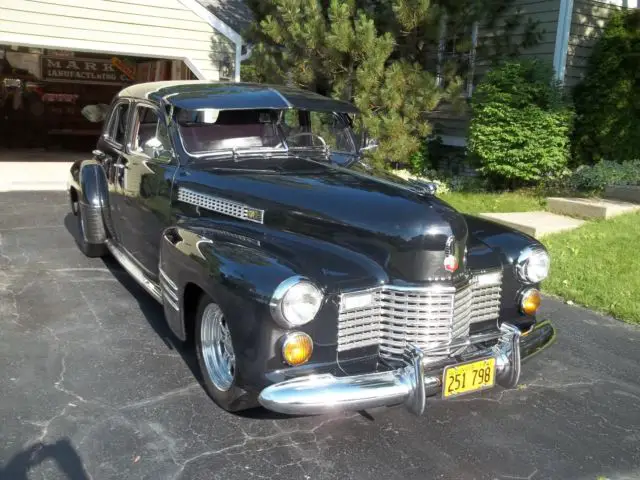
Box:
[566,160,640,194]
[572,10,640,164]
[468,60,574,188]
[447,175,490,193]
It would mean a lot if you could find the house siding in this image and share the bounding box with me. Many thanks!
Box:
[475,0,562,79]
[432,0,562,144]
[0,0,218,79]
[564,0,622,88]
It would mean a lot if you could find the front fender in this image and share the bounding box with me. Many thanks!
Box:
[159,221,386,391]
[159,225,304,392]
[464,214,547,329]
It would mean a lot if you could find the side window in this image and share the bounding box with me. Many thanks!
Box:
[104,102,129,146]
[130,105,173,162]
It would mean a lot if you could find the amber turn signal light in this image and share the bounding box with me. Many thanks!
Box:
[282,332,313,366]
[520,288,541,316]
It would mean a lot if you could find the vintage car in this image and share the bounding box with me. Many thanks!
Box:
[67,81,555,415]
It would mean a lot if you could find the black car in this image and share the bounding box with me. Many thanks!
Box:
[67,81,555,415]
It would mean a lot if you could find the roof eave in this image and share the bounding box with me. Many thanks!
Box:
[178,0,243,46]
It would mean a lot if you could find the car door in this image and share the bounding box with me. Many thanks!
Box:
[96,99,132,243]
[116,101,179,278]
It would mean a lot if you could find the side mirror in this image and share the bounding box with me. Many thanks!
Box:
[92,149,107,161]
[143,137,167,159]
[358,138,379,155]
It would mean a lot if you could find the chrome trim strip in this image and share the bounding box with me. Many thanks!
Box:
[163,291,180,311]
[159,268,178,291]
[160,278,179,302]
[259,323,522,416]
[105,240,162,303]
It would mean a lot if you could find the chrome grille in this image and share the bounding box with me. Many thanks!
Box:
[470,271,503,324]
[177,188,264,224]
[338,271,502,360]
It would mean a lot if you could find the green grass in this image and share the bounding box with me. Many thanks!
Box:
[542,212,640,324]
[439,191,546,214]
[439,190,639,323]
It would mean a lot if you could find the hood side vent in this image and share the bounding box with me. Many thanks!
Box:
[177,187,264,224]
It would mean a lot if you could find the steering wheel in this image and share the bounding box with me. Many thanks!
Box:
[287,132,328,149]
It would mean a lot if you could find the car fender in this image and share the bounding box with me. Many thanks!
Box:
[158,222,387,389]
[464,214,547,325]
[69,160,111,244]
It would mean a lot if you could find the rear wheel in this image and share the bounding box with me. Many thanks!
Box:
[74,202,107,258]
[195,295,245,411]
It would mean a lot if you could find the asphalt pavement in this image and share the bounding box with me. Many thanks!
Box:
[1,192,639,480]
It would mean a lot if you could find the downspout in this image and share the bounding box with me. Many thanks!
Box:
[235,43,253,82]
[552,0,574,84]
[234,43,242,82]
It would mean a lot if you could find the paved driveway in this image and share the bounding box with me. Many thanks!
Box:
[1,192,639,480]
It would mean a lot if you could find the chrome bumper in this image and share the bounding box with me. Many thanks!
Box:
[259,323,524,416]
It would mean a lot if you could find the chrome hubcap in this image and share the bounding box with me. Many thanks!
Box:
[200,303,235,391]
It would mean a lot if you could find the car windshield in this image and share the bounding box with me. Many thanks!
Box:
[175,107,357,160]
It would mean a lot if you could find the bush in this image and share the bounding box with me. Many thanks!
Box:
[468,60,574,188]
[447,175,491,193]
[572,10,640,164]
[566,160,640,194]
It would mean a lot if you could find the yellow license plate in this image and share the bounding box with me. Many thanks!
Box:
[443,357,496,398]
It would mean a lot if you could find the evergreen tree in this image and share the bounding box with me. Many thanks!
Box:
[241,0,540,167]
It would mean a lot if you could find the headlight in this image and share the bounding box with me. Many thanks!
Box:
[516,247,550,283]
[270,276,323,327]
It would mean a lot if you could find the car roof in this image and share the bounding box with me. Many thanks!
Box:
[117,81,359,114]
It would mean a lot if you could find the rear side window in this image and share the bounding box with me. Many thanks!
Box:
[105,102,129,146]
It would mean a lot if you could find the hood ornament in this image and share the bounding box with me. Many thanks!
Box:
[443,236,459,273]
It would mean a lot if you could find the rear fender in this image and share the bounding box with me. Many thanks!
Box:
[76,160,110,244]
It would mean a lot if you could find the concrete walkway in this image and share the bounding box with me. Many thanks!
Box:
[548,197,640,219]
[0,149,84,192]
[479,211,586,238]
[479,194,640,239]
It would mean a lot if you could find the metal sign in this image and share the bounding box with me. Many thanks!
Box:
[41,56,134,85]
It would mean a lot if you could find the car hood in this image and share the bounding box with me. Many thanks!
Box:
[177,158,469,282]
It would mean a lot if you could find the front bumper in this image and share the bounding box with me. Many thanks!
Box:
[259,322,554,416]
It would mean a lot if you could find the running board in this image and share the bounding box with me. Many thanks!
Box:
[105,240,162,303]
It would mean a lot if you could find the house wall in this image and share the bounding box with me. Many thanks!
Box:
[564,0,623,88]
[0,0,219,79]
[475,0,562,78]
[431,0,562,143]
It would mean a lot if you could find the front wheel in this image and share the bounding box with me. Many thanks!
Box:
[195,295,245,411]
